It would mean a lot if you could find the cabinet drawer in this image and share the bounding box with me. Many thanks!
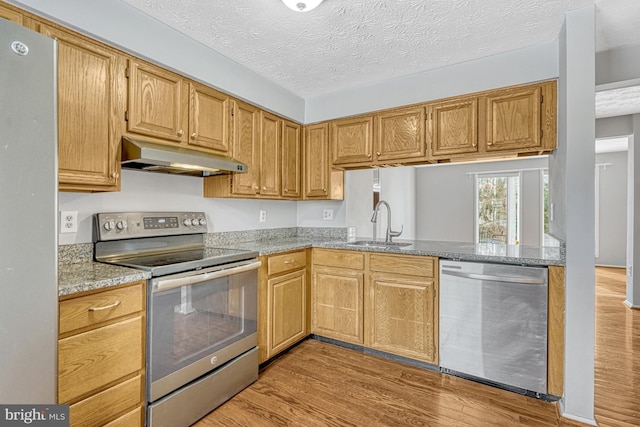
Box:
[59,282,144,335]
[370,254,436,278]
[268,250,306,276]
[58,316,144,403]
[69,375,142,427]
[104,406,143,427]
[313,249,365,270]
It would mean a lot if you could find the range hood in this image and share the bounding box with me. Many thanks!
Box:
[121,136,247,177]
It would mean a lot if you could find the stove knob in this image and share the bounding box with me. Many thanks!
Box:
[103,220,115,231]
[116,220,128,231]
[199,218,207,226]
[183,218,192,226]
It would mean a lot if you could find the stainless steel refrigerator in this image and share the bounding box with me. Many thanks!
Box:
[0,18,58,403]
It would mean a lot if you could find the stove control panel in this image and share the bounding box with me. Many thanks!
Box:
[94,212,208,241]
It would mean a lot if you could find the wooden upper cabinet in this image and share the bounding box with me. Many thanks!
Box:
[259,111,280,197]
[40,24,123,192]
[485,85,541,152]
[188,82,229,153]
[0,4,23,24]
[428,97,478,158]
[331,115,374,166]
[375,106,426,162]
[304,123,330,198]
[127,59,186,142]
[281,120,302,199]
[231,100,260,196]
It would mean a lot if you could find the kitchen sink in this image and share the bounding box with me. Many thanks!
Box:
[345,240,412,249]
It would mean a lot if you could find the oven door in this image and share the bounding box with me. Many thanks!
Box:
[148,259,260,402]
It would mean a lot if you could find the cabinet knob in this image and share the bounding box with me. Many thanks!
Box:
[487,140,493,146]
[284,188,288,192]
[472,141,477,148]
[376,151,381,156]
[323,188,327,192]
[262,186,267,190]
[367,153,372,158]
[111,172,119,179]
[177,129,184,137]
[191,132,197,139]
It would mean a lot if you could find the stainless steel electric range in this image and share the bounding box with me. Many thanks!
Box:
[94,212,260,427]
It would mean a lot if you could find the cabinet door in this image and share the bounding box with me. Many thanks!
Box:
[485,85,541,152]
[40,25,122,191]
[304,123,329,198]
[268,269,307,358]
[331,115,374,165]
[375,106,425,162]
[259,111,280,197]
[311,266,364,344]
[188,82,229,153]
[428,97,478,158]
[127,59,185,142]
[281,120,302,198]
[231,100,260,195]
[0,4,23,24]
[367,273,437,363]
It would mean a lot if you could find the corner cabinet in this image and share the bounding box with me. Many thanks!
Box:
[258,250,309,363]
[304,123,344,200]
[58,281,146,427]
[40,24,125,192]
[281,119,302,199]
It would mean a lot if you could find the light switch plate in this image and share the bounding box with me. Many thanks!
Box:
[60,211,78,233]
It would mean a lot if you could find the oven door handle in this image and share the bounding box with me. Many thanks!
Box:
[154,260,262,292]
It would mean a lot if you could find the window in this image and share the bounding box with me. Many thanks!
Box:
[475,173,521,245]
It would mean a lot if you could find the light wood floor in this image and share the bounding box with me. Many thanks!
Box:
[594,267,639,427]
[196,267,637,427]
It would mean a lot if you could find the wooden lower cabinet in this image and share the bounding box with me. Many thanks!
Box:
[259,250,309,362]
[366,254,438,364]
[58,281,145,427]
[311,249,438,364]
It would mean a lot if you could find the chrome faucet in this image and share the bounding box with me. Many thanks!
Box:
[371,200,403,243]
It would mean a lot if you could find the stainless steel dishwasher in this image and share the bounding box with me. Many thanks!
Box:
[439,260,548,395]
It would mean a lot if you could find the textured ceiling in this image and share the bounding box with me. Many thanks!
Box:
[120,0,640,98]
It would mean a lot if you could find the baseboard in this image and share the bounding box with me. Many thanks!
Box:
[624,300,640,309]
[594,263,625,269]
[557,400,598,426]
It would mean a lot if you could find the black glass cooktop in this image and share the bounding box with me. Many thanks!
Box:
[104,247,258,277]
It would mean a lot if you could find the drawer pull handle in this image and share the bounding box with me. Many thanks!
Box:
[88,300,121,312]
[284,260,294,264]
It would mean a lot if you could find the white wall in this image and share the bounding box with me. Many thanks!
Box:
[59,170,300,244]
[596,151,627,267]
[596,43,640,86]
[414,158,548,244]
[344,169,375,238]
[306,42,559,123]
[377,167,416,240]
[627,116,640,307]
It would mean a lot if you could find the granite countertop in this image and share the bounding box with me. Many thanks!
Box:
[58,262,151,297]
[209,237,564,266]
[58,231,563,297]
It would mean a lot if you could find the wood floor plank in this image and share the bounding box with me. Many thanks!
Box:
[195,267,637,427]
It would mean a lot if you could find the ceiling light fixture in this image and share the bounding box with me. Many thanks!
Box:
[282,0,323,12]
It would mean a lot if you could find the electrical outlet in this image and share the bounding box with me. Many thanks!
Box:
[60,211,78,233]
[259,210,267,223]
[323,209,334,221]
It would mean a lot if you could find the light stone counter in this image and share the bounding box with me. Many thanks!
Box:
[58,262,150,297]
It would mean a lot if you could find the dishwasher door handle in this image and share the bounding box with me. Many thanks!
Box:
[440,269,547,285]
